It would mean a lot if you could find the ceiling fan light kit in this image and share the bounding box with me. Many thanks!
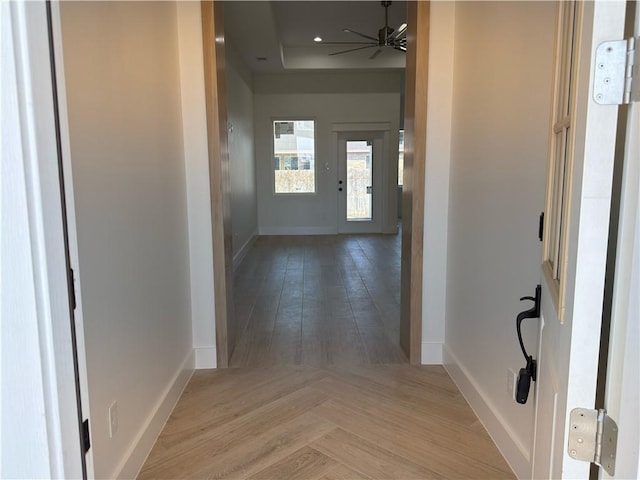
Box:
[321,1,407,58]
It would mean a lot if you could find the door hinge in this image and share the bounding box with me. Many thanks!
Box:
[82,419,91,453]
[594,37,639,105]
[568,408,618,476]
[538,212,544,242]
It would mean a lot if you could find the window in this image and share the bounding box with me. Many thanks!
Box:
[273,120,315,193]
[542,1,580,321]
[544,1,577,285]
[398,130,404,186]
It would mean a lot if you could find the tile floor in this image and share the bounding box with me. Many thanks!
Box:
[230,232,406,367]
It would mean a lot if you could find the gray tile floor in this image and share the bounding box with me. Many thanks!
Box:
[230,232,407,367]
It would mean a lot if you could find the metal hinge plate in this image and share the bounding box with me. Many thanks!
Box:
[568,408,618,475]
[594,38,638,105]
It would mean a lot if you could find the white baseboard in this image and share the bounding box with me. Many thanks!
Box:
[443,344,530,479]
[233,231,257,271]
[421,341,443,364]
[194,346,217,369]
[258,226,337,235]
[115,349,195,479]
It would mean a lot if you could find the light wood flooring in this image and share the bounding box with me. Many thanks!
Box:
[230,234,406,367]
[138,365,515,479]
[138,234,514,479]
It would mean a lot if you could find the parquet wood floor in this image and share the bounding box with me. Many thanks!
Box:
[230,233,406,367]
[138,233,513,479]
[138,365,515,479]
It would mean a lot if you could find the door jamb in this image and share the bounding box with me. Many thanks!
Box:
[201,1,236,367]
[400,1,429,364]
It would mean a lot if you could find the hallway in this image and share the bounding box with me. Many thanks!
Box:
[230,233,406,366]
[139,235,514,479]
[138,364,515,479]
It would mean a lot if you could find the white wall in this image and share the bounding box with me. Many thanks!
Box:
[176,2,217,370]
[442,2,556,478]
[226,42,258,263]
[60,2,194,477]
[421,2,455,364]
[254,72,402,234]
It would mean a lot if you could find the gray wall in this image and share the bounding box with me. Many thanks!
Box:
[253,71,403,234]
[226,43,258,262]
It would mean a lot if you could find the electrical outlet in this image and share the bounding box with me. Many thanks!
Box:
[108,401,119,438]
[507,369,517,400]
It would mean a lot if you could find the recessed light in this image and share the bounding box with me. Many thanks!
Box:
[313,36,323,43]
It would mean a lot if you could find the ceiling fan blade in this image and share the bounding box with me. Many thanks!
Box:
[369,49,382,60]
[393,46,407,52]
[329,45,378,56]
[343,29,378,42]
[320,41,377,45]
[394,24,407,40]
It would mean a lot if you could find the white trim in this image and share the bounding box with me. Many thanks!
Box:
[331,122,391,132]
[420,341,443,364]
[422,1,455,361]
[48,2,95,474]
[233,231,257,271]
[115,349,195,480]
[443,344,529,479]
[258,226,337,236]
[1,2,84,477]
[194,346,217,369]
[176,1,217,361]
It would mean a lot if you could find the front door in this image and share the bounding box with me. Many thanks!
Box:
[531,1,626,478]
[337,132,383,233]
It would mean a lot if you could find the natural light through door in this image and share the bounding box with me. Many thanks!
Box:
[337,130,383,234]
[346,140,373,221]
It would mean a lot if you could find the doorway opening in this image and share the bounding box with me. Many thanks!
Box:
[203,1,428,367]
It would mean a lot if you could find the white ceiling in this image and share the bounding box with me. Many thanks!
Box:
[223,1,407,72]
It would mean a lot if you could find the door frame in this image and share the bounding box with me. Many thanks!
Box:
[333,123,390,234]
[602,3,639,477]
[2,1,89,477]
[400,1,429,363]
[202,0,429,365]
[201,1,236,368]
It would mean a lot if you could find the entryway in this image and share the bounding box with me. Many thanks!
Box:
[138,364,515,479]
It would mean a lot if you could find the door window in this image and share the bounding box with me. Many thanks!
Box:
[346,140,373,221]
[543,0,578,316]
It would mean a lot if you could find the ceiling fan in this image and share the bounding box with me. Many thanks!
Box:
[321,1,407,59]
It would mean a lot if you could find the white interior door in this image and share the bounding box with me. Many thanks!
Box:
[337,132,383,233]
[531,1,626,478]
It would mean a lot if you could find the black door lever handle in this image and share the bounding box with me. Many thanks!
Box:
[516,285,541,366]
[515,285,541,404]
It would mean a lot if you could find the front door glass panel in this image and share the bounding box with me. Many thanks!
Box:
[346,140,373,221]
